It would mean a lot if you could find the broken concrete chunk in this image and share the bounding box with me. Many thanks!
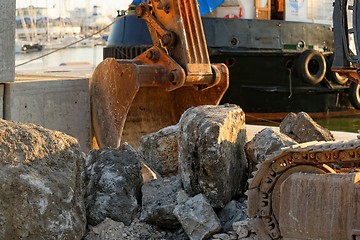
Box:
[232,221,250,238]
[85,143,142,226]
[140,175,182,228]
[139,125,180,177]
[211,233,231,240]
[280,112,335,143]
[245,128,298,173]
[85,217,188,240]
[0,119,86,239]
[218,200,247,232]
[176,190,190,205]
[174,194,222,240]
[85,218,128,240]
[178,105,247,208]
[279,112,297,136]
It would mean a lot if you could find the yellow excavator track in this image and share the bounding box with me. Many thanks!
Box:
[247,139,360,239]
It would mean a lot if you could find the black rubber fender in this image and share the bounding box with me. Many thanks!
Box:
[326,70,348,85]
[325,54,349,85]
[296,50,326,85]
[349,81,360,110]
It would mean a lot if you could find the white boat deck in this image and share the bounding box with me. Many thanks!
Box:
[246,124,359,142]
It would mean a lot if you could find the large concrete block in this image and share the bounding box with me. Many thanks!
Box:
[173,193,221,240]
[139,125,179,177]
[279,112,335,142]
[0,119,86,239]
[3,78,90,152]
[178,104,247,208]
[0,0,15,82]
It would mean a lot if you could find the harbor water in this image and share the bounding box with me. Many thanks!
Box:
[247,115,360,134]
[15,46,360,134]
[15,46,104,70]
[315,117,360,133]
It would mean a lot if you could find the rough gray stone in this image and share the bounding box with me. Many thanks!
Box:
[178,105,247,208]
[174,194,222,240]
[279,112,297,135]
[245,128,298,173]
[239,237,258,240]
[139,125,179,177]
[176,190,190,205]
[232,221,250,238]
[228,231,239,240]
[85,143,142,226]
[0,119,86,239]
[85,218,189,240]
[140,176,183,228]
[218,200,247,232]
[279,112,335,143]
[211,233,231,240]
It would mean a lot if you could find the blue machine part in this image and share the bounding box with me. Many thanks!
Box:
[130,0,224,15]
[131,0,146,5]
[198,0,225,15]
[108,15,152,46]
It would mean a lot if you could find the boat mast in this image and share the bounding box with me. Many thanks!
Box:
[27,4,38,42]
[46,0,50,42]
[18,7,31,42]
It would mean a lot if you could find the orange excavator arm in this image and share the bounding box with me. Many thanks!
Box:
[91,0,229,148]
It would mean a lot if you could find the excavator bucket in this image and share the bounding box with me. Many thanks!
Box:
[91,0,230,148]
[91,58,228,148]
[91,0,229,148]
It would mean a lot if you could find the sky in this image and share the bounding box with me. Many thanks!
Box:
[16,0,134,16]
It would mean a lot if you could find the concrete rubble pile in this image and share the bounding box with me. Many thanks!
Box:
[0,107,347,239]
[0,119,86,239]
[85,109,342,240]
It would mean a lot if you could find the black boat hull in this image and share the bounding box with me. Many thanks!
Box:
[210,50,350,113]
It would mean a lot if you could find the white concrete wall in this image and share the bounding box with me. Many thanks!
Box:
[4,78,91,152]
[0,0,15,82]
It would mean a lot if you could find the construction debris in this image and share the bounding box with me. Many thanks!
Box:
[0,119,86,239]
[140,175,182,228]
[1,107,359,239]
[139,125,180,177]
[279,112,335,142]
[85,144,142,226]
[174,193,222,240]
[178,105,247,208]
[245,127,298,174]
